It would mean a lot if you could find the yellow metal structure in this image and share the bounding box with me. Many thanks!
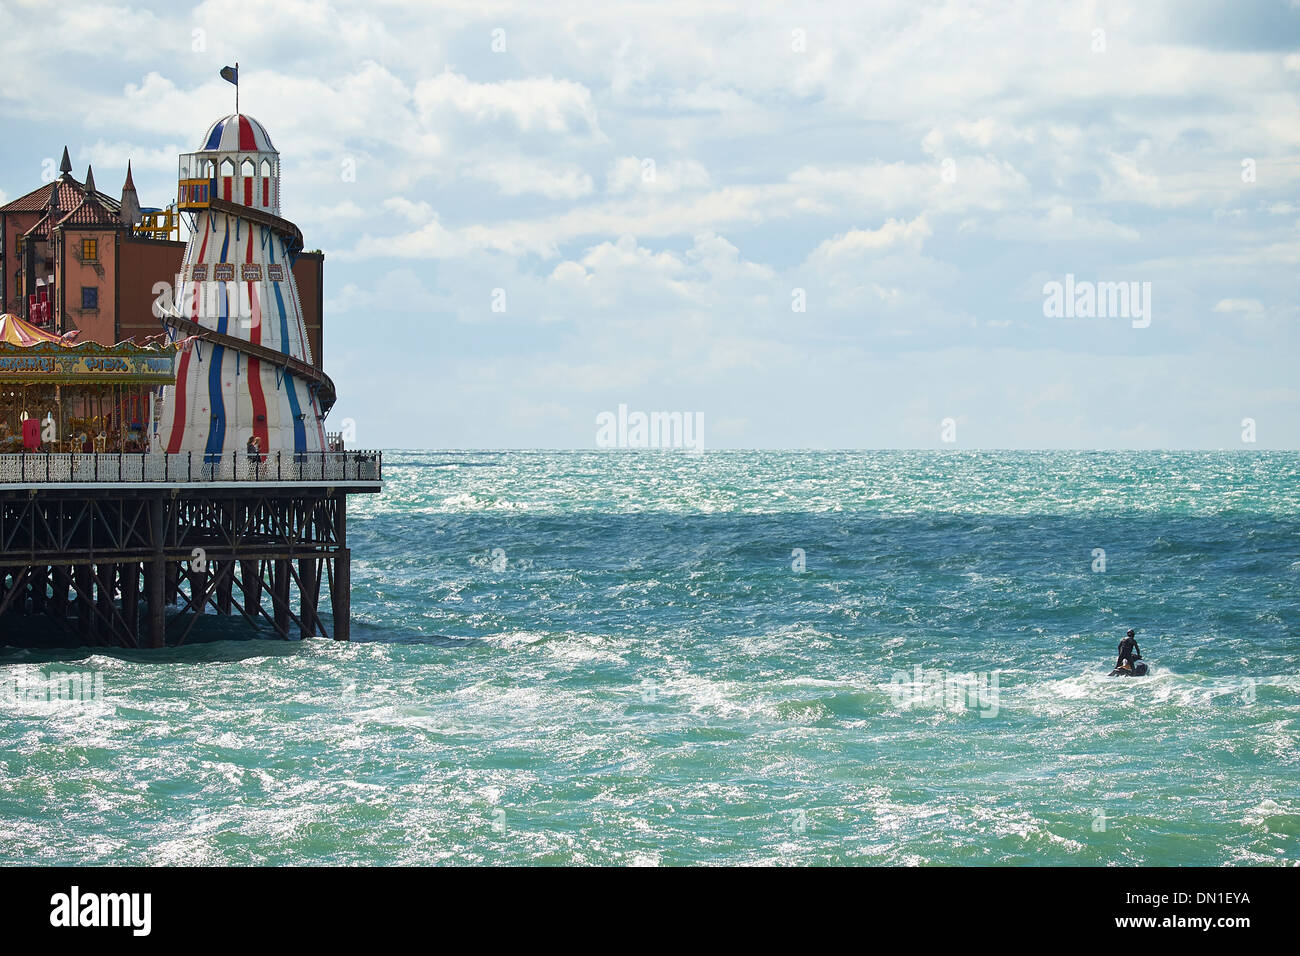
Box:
[134,207,180,241]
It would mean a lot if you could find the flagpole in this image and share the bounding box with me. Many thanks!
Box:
[235,61,239,114]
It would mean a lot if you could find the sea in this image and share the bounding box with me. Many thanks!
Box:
[1,450,1297,865]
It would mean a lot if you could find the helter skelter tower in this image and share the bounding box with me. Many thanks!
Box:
[154,111,333,461]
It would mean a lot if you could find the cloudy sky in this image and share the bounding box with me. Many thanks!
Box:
[2,0,1298,448]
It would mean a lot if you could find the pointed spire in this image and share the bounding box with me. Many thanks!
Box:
[59,146,72,177]
[120,160,142,228]
[41,174,62,237]
[84,164,96,196]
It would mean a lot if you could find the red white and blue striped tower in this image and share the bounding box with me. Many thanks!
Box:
[154,111,327,462]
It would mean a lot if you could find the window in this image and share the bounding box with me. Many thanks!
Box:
[81,238,97,260]
[81,286,98,310]
[220,158,235,201]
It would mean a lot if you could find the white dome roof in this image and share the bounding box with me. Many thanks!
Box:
[198,113,277,153]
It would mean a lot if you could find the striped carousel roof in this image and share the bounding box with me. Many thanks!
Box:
[0,314,64,346]
[198,113,277,153]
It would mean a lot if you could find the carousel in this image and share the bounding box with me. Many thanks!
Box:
[0,313,179,454]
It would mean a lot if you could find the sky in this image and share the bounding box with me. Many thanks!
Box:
[1,0,1298,449]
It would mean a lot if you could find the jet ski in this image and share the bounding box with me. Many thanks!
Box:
[1108,658,1148,677]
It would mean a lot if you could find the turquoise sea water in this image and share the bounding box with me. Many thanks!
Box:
[2,451,1298,865]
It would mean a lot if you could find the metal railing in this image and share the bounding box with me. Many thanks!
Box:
[0,450,382,485]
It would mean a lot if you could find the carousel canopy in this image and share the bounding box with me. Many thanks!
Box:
[0,317,179,386]
[0,313,63,346]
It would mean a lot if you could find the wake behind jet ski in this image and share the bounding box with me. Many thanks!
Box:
[1108,627,1149,676]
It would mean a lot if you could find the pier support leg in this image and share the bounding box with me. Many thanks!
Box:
[121,563,140,640]
[145,564,165,649]
[298,558,318,639]
[216,561,233,615]
[241,560,262,616]
[332,549,350,641]
[75,564,94,642]
[96,564,116,643]
[146,497,166,648]
[29,566,47,615]
[51,565,68,620]
[273,559,291,638]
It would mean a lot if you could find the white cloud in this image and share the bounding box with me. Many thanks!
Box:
[1212,298,1266,314]
[382,197,435,223]
[982,203,1141,242]
[467,159,594,199]
[413,70,601,138]
[808,217,933,263]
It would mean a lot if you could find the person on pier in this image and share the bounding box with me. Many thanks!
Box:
[247,435,263,477]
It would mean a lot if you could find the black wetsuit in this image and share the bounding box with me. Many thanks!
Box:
[1116,636,1141,668]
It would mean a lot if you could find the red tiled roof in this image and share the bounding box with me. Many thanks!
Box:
[58,195,121,228]
[22,212,54,241]
[20,180,122,239]
[0,175,121,215]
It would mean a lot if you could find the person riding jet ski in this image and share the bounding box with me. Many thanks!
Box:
[1109,628,1147,675]
[1116,629,1141,669]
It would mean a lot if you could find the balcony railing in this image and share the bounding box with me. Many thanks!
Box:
[0,450,382,485]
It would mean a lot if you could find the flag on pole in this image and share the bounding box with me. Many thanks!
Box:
[220,63,239,113]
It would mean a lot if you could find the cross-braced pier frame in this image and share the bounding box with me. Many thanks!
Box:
[0,451,381,648]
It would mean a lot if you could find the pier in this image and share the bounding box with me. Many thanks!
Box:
[0,451,380,647]
[0,97,378,649]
